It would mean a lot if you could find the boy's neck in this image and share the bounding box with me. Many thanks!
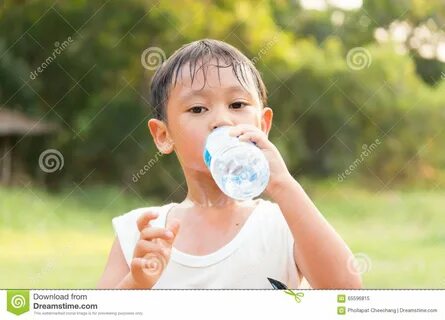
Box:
[182,168,241,208]
[184,191,239,208]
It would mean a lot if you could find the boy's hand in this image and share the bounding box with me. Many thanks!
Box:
[229,124,293,196]
[129,211,180,289]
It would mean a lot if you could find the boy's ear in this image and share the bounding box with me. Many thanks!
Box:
[261,107,273,137]
[147,119,174,154]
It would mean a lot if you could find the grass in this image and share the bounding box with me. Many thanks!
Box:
[304,180,445,288]
[0,182,444,288]
[0,185,149,288]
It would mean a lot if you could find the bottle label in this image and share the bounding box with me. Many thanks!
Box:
[203,149,212,168]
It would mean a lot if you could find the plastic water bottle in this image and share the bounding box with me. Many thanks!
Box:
[203,126,270,200]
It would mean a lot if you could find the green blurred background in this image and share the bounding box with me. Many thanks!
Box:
[0,0,444,288]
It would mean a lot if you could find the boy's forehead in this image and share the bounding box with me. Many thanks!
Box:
[173,60,257,95]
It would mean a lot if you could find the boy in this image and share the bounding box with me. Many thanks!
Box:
[97,39,362,289]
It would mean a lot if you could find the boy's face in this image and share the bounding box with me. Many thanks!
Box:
[148,59,273,174]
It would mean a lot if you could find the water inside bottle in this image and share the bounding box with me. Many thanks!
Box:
[209,141,269,200]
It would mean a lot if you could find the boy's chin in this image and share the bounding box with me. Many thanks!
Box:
[186,163,213,175]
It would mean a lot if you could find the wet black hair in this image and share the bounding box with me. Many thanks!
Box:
[148,39,268,121]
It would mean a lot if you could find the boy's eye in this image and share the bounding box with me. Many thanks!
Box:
[188,106,207,114]
[230,101,248,109]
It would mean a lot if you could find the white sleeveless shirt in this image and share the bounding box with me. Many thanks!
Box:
[112,198,304,289]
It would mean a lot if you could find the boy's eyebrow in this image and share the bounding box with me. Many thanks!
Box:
[177,85,254,103]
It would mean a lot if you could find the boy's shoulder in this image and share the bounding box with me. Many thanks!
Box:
[112,198,284,231]
[111,202,177,267]
[112,202,177,228]
[253,198,291,231]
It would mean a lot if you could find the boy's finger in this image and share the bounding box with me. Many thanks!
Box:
[237,132,269,149]
[163,218,180,246]
[133,239,168,258]
[136,211,159,232]
[130,257,147,281]
[130,257,163,287]
[140,227,175,242]
[141,253,167,277]
[228,124,261,137]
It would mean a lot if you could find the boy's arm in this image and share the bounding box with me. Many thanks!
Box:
[98,212,180,289]
[270,174,362,289]
[229,124,362,288]
[96,237,130,288]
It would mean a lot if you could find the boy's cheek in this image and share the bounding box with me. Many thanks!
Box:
[176,141,208,167]
[173,126,209,161]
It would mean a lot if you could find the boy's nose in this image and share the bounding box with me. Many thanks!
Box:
[210,107,233,130]
[212,122,233,130]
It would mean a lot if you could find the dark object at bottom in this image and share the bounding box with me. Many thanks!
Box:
[267,277,288,289]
